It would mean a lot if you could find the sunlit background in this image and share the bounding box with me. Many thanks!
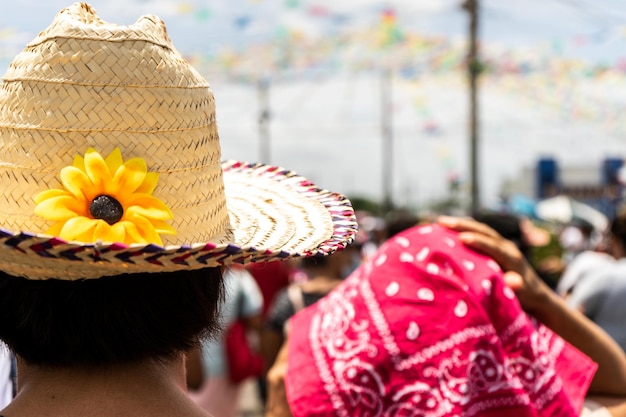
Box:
[2,0,626,216]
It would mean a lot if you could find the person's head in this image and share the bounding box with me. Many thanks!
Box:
[299,243,362,279]
[282,224,592,416]
[473,211,549,259]
[0,4,357,368]
[574,219,595,239]
[473,211,526,252]
[384,209,420,240]
[609,213,626,259]
[0,267,224,368]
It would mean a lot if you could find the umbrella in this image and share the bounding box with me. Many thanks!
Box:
[535,195,609,231]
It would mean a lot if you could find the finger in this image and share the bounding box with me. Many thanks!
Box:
[437,216,501,239]
[503,271,524,291]
[458,231,522,271]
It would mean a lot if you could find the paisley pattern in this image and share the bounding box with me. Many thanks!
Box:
[287,224,597,417]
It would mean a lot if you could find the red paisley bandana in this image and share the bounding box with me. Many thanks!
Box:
[286,224,596,417]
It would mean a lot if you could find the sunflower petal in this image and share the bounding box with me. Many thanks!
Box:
[45,222,65,237]
[135,172,159,195]
[105,147,124,175]
[59,217,99,242]
[93,221,126,244]
[110,222,127,243]
[151,220,176,236]
[127,212,163,246]
[72,155,85,171]
[34,189,71,204]
[34,196,86,221]
[112,158,147,195]
[60,166,92,201]
[84,148,112,191]
[126,195,173,220]
[119,221,148,245]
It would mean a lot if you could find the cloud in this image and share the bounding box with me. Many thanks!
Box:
[91,0,181,22]
[310,0,460,14]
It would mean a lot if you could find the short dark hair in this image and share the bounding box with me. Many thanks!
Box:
[472,211,538,261]
[0,267,224,368]
[300,254,330,269]
[385,210,419,239]
[473,212,525,247]
[610,214,626,251]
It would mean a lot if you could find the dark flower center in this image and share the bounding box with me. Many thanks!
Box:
[89,195,124,225]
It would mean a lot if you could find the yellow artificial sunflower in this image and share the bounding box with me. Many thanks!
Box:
[34,147,175,246]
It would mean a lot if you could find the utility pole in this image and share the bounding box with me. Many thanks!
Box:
[464,0,480,216]
[381,66,394,215]
[258,78,271,164]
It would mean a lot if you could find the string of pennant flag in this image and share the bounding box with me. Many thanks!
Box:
[1,2,625,134]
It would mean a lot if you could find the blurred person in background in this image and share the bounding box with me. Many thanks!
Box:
[384,209,421,240]
[560,220,600,265]
[472,211,560,288]
[188,266,264,417]
[261,243,363,375]
[355,210,386,261]
[565,212,626,352]
[246,261,296,320]
[266,217,626,417]
[556,243,614,301]
[246,260,297,404]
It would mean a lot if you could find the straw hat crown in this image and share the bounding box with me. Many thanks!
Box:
[0,3,356,280]
[0,2,231,246]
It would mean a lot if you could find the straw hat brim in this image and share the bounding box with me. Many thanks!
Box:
[0,160,357,280]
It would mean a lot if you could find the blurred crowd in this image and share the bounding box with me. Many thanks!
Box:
[181,205,626,417]
[3,5,626,417]
[185,208,422,416]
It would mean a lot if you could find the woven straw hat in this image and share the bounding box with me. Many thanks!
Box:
[0,3,356,280]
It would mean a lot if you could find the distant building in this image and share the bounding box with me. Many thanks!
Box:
[503,157,624,219]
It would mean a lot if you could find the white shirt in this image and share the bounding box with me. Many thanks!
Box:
[0,346,14,408]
